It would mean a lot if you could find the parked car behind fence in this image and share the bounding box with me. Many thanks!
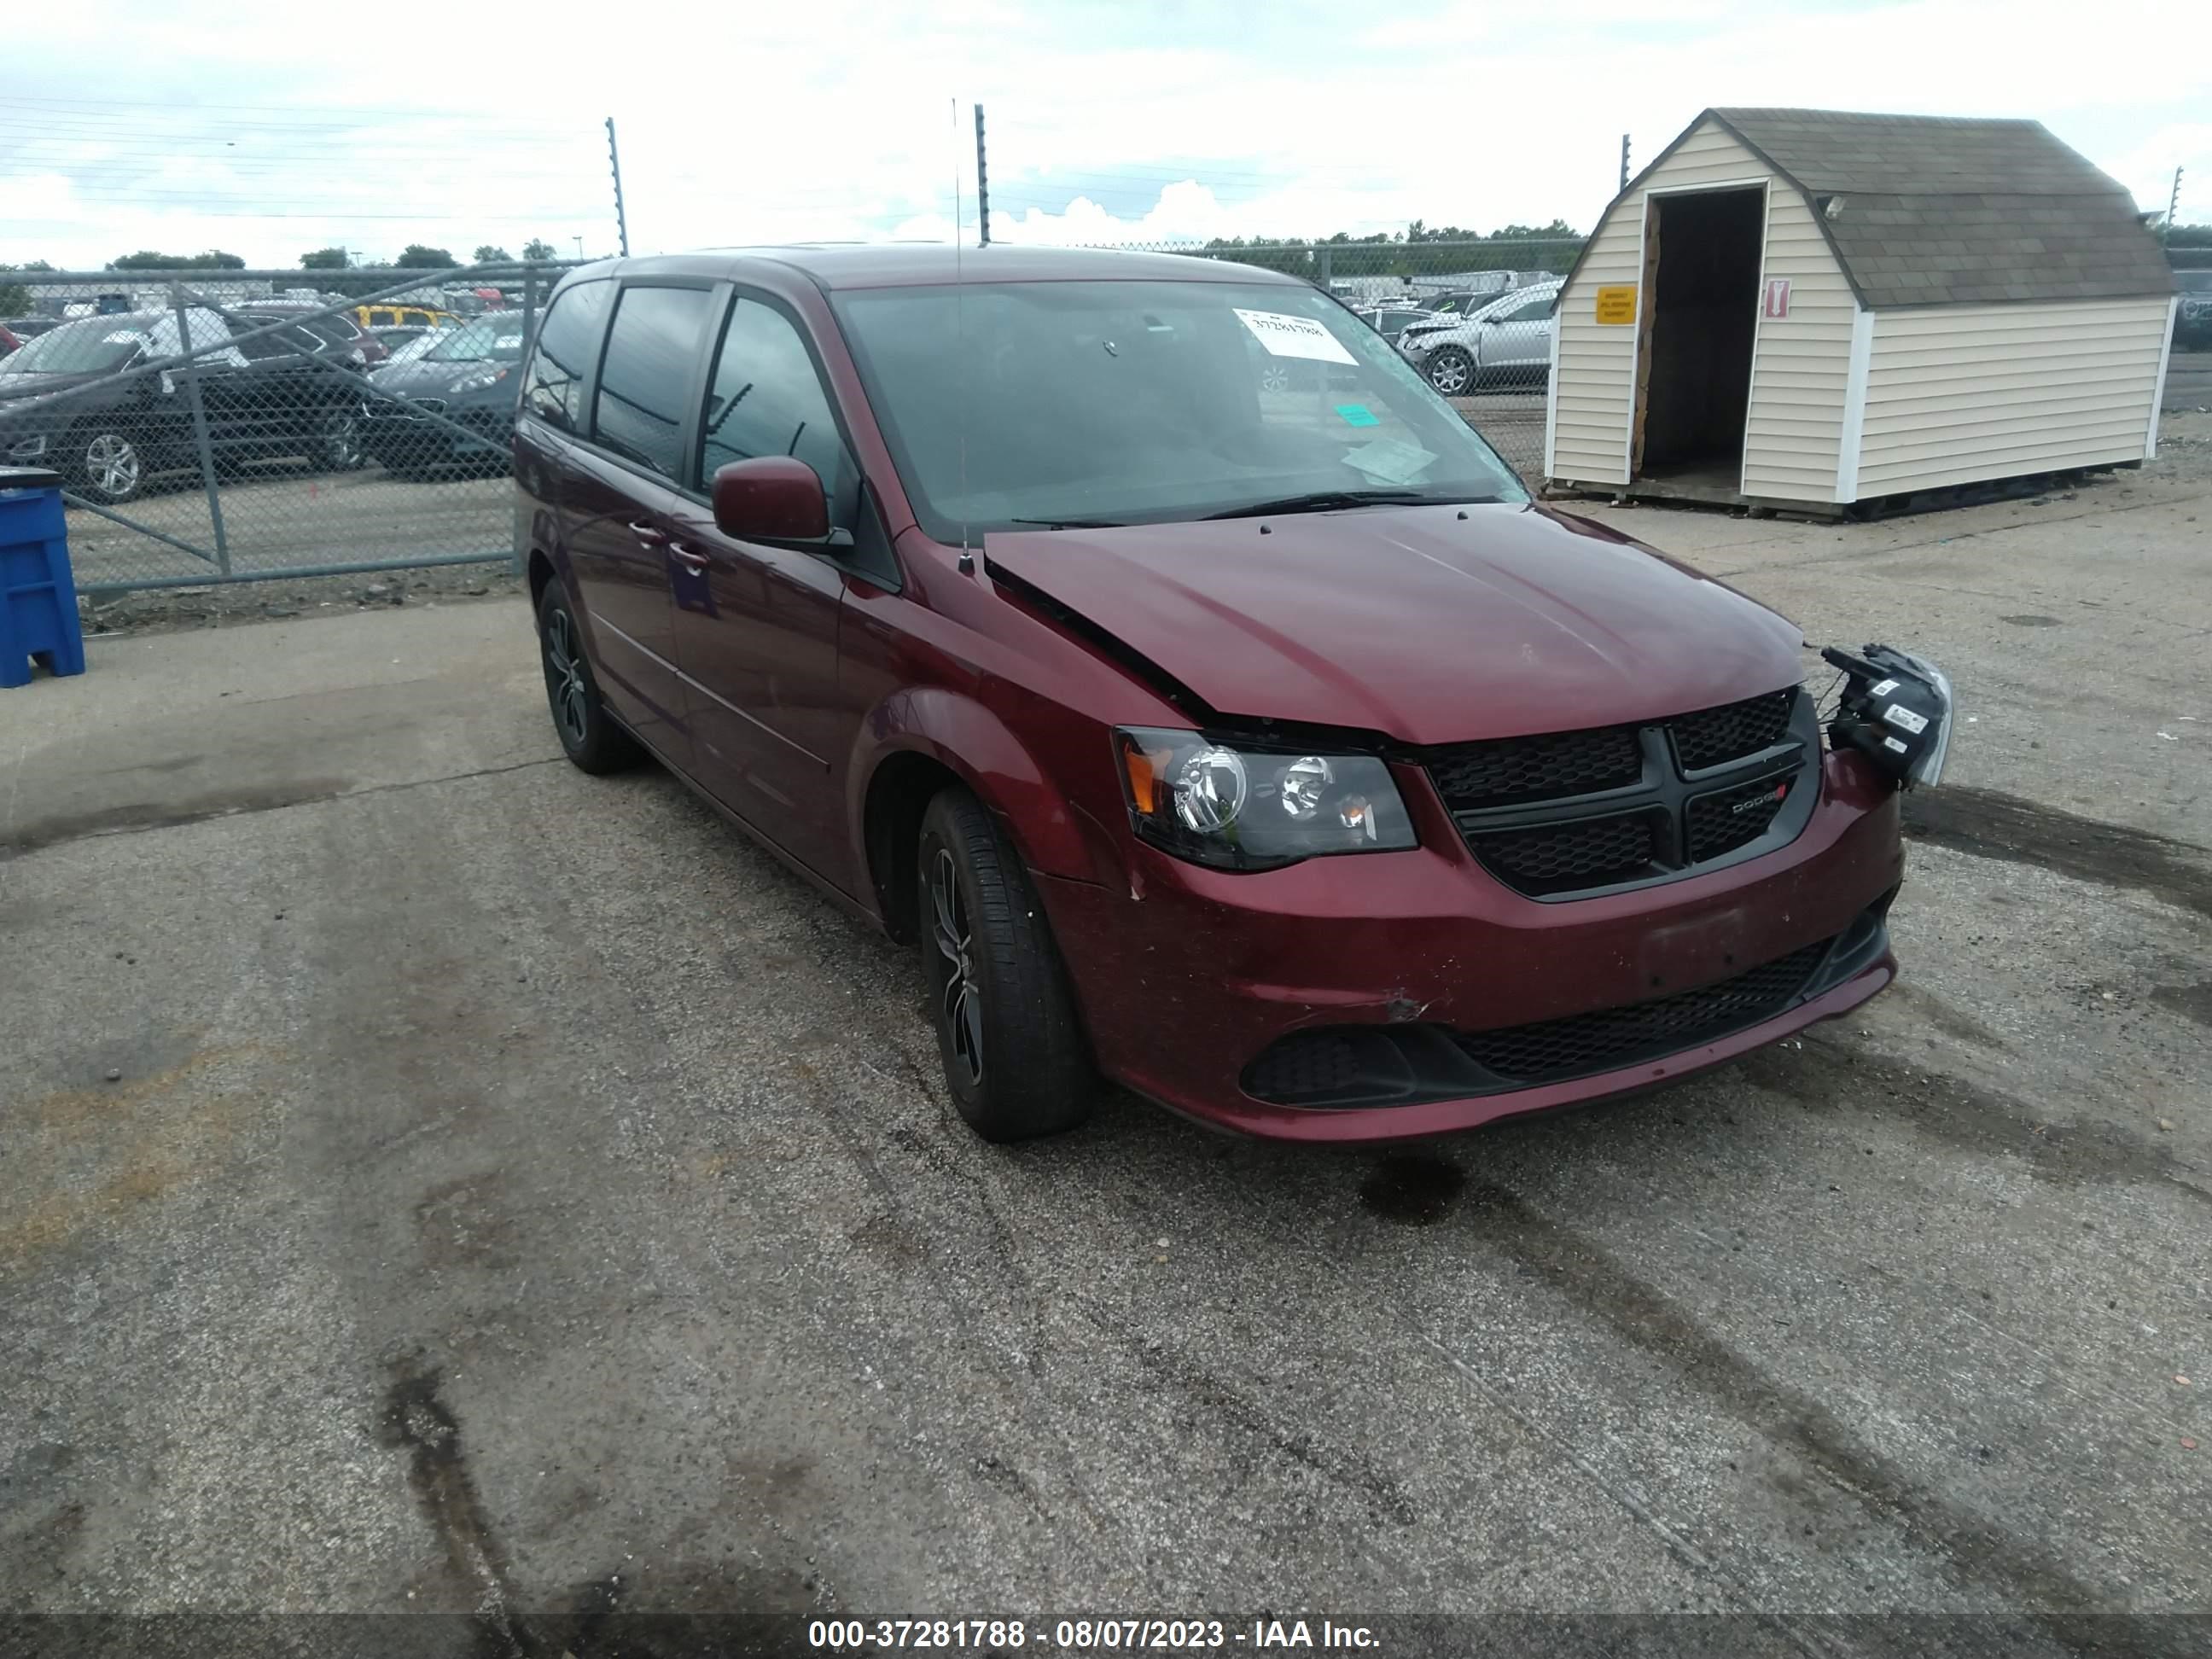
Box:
[362,311,531,477]
[1399,281,1562,395]
[0,306,372,501]
[2177,270,2212,348]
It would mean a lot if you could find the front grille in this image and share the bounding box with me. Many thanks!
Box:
[1685,774,1793,862]
[1427,725,1641,810]
[1673,690,1796,771]
[1473,812,1657,892]
[1451,936,1832,1085]
[1428,686,1813,899]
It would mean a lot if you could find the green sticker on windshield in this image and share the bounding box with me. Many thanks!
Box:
[1334,404,1380,428]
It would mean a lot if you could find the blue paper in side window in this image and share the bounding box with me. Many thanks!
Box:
[1334,404,1381,428]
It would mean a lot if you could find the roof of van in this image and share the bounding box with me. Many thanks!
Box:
[576,244,1308,291]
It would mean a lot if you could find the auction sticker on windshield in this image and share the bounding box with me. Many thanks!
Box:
[1234,307,1357,364]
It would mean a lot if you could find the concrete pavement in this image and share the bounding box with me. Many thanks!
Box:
[3,431,2209,1644]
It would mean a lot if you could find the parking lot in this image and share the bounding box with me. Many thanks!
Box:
[3,417,2208,1646]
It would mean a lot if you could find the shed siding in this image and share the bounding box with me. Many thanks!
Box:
[1856,300,2172,495]
[1550,194,1644,485]
[1550,119,1855,498]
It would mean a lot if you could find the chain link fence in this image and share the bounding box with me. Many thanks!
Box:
[0,240,1576,592]
[0,261,582,592]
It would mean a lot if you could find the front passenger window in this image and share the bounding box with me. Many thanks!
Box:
[696,298,858,528]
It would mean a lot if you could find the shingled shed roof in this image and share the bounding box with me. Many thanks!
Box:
[1659,108,2173,310]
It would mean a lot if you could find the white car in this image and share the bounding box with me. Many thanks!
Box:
[1398,281,1562,396]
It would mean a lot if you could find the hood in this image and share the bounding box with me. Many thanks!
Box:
[983,503,1805,745]
[370,358,513,399]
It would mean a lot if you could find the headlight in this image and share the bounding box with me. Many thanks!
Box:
[1115,726,1417,870]
[451,366,509,394]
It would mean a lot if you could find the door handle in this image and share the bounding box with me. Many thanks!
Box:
[627,520,670,546]
[668,543,709,574]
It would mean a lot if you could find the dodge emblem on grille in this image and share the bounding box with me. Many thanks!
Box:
[1733,781,1789,816]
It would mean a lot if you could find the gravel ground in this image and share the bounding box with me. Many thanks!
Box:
[3,413,2207,1651]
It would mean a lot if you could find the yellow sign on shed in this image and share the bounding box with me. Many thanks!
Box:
[1593,285,1638,324]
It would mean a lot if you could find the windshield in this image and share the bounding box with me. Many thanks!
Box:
[425,314,527,364]
[832,279,1525,537]
[2,314,151,375]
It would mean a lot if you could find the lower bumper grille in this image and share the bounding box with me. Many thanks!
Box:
[1451,936,1831,1085]
[1240,897,1894,1111]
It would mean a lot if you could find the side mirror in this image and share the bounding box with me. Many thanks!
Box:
[710,456,848,550]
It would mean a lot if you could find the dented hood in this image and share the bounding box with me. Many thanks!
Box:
[983,502,1805,745]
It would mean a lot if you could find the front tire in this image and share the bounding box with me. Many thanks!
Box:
[1426,346,1475,397]
[537,585,642,774]
[917,787,1096,1142]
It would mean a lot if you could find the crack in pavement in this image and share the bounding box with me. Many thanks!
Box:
[0,757,565,861]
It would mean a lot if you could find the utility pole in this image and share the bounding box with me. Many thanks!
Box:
[607,116,631,258]
[2168,166,2184,244]
[974,104,991,247]
[1620,134,1631,193]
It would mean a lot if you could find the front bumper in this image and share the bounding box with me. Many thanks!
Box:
[363,400,511,464]
[1036,748,1903,1142]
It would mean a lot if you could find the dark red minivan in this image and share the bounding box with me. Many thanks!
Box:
[512,246,1924,1144]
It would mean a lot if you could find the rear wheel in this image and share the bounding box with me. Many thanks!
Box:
[537,585,642,774]
[320,408,365,471]
[75,427,145,504]
[917,787,1096,1142]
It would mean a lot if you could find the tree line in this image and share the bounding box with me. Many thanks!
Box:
[1194,221,1590,280]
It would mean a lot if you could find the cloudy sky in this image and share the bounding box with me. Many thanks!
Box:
[3,0,2206,274]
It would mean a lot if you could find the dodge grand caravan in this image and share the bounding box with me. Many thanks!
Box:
[513,246,1941,1144]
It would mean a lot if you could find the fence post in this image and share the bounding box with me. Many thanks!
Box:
[1316,245,1333,292]
[171,281,230,574]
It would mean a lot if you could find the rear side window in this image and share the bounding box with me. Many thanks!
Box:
[521,278,614,435]
[592,286,714,478]
[696,297,857,527]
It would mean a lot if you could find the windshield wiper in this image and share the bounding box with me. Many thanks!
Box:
[1008,517,1130,530]
[1202,489,1499,520]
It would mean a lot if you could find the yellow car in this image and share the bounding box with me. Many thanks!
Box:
[351,304,458,331]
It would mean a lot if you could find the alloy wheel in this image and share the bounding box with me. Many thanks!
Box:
[541,605,589,748]
[84,433,140,499]
[1429,350,1473,396]
[930,847,983,1086]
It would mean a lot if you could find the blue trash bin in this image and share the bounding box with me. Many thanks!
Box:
[0,465,85,689]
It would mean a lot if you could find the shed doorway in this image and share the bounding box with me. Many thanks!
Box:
[1632,186,1765,487]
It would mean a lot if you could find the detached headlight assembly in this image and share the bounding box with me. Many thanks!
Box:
[450,366,509,394]
[1115,726,1417,870]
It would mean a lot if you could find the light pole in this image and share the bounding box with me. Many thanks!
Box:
[573,236,585,261]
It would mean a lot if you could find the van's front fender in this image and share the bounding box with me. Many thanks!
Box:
[847,685,1122,891]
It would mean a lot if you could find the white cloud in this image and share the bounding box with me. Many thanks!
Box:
[3,0,2207,271]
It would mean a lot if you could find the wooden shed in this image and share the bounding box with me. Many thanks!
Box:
[1545,108,2180,513]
